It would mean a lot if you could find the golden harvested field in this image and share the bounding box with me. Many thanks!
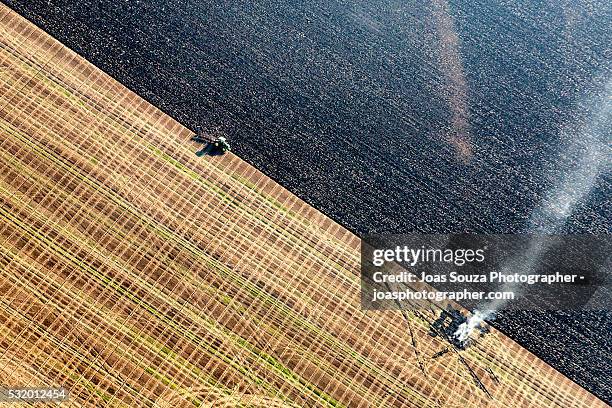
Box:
[0,5,606,407]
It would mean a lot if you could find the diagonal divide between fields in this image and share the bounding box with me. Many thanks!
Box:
[0,5,606,408]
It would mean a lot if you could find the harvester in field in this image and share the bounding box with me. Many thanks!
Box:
[429,306,468,348]
[192,132,231,156]
[429,306,490,349]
